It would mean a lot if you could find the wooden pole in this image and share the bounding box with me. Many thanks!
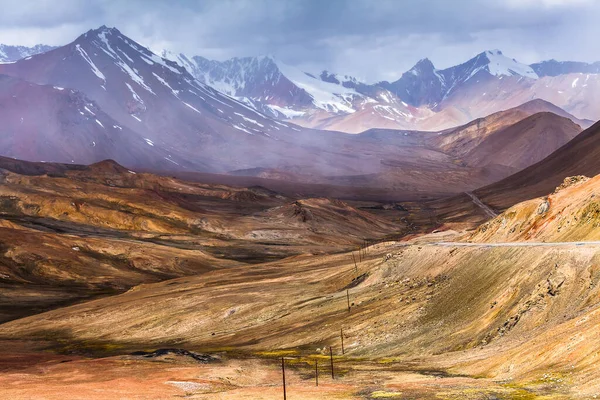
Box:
[352,252,358,275]
[315,360,318,386]
[362,240,365,259]
[347,289,351,312]
[282,357,287,400]
[341,328,345,354]
[329,346,334,379]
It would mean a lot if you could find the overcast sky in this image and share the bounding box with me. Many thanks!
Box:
[0,0,599,82]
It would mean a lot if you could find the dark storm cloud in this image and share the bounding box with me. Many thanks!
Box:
[0,0,598,81]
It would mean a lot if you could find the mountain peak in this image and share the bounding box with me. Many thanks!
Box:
[462,49,538,80]
[486,49,503,56]
[257,54,276,62]
[83,25,122,41]
[406,58,436,77]
[95,25,119,34]
[413,58,435,70]
[255,54,279,68]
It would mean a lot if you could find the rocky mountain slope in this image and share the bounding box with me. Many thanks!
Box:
[471,174,600,243]
[334,101,584,192]
[433,107,582,171]
[428,114,600,228]
[0,74,194,169]
[472,119,600,211]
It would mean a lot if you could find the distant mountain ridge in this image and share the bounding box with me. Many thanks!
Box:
[2,36,598,133]
[382,50,539,108]
[0,44,56,63]
[163,48,600,132]
[530,60,600,77]
[160,51,379,118]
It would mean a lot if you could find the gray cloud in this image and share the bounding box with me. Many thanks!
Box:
[0,0,598,81]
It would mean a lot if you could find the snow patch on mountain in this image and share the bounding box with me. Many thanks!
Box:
[76,44,106,82]
[234,112,265,127]
[232,124,253,134]
[273,59,358,113]
[266,105,306,118]
[182,101,202,114]
[484,50,538,79]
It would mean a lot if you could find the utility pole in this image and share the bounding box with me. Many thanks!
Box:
[341,328,345,354]
[347,289,351,312]
[330,346,335,379]
[281,357,286,400]
[315,360,318,386]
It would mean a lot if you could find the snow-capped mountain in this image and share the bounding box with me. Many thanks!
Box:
[161,52,371,118]
[371,46,600,130]
[382,50,538,108]
[0,27,298,155]
[0,26,323,171]
[380,58,446,108]
[161,51,430,132]
[162,48,599,133]
[465,49,538,80]
[0,44,55,63]
[2,31,598,136]
[314,49,599,130]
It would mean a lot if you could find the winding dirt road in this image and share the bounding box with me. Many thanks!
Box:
[420,241,600,247]
[465,191,498,218]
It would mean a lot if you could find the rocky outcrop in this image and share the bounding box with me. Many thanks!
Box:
[554,175,589,193]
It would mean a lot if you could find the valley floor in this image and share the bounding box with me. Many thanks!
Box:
[0,341,571,399]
